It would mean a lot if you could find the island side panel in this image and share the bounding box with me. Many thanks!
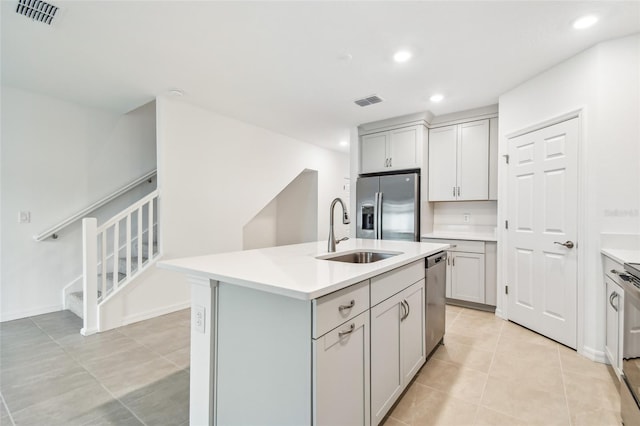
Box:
[188,275,218,426]
[216,282,312,425]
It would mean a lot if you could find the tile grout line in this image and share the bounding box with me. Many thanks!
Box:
[471,316,503,425]
[557,344,574,426]
[33,319,150,426]
[1,390,17,426]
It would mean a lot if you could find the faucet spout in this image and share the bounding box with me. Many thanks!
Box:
[328,197,350,252]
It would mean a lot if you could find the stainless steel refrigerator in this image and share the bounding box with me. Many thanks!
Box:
[356,172,419,241]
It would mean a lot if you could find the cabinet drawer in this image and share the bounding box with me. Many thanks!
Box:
[313,280,369,338]
[603,254,624,281]
[422,238,484,254]
[371,260,424,306]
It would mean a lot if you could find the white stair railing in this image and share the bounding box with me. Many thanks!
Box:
[81,189,159,336]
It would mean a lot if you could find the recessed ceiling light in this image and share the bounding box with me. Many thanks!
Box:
[393,51,412,63]
[430,94,444,102]
[339,140,349,147]
[573,15,598,29]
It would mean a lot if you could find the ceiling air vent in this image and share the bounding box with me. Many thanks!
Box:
[16,0,59,25]
[354,95,384,107]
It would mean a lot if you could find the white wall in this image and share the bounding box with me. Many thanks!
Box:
[101,98,348,330]
[242,169,318,250]
[146,96,348,298]
[276,169,318,246]
[0,86,157,321]
[497,34,640,358]
[243,199,278,250]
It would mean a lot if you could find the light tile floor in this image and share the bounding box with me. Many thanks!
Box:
[0,305,621,426]
[386,305,621,426]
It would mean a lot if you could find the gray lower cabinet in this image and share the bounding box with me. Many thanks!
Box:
[421,238,497,307]
[370,263,426,425]
[313,310,370,426]
[212,259,427,425]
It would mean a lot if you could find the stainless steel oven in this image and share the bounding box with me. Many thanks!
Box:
[617,262,640,425]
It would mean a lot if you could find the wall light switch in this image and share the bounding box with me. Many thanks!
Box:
[18,211,31,223]
[463,213,470,223]
[194,305,206,334]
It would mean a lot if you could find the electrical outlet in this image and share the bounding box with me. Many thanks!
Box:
[18,211,31,223]
[463,213,470,223]
[194,305,205,334]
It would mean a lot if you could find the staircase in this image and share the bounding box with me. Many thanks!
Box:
[73,190,160,335]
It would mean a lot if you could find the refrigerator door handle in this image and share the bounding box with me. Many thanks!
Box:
[373,192,379,240]
[376,191,383,239]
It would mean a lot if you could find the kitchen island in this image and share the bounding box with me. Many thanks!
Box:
[158,238,449,426]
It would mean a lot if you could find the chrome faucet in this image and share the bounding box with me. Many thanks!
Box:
[328,197,350,252]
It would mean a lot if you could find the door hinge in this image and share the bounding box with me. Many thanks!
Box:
[505,285,509,295]
[505,220,509,229]
[503,154,509,164]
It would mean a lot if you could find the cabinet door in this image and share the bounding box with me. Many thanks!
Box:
[457,120,489,200]
[428,125,458,201]
[389,126,419,170]
[361,133,388,174]
[371,293,403,425]
[605,277,622,374]
[314,311,370,426]
[445,252,453,298]
[488,118,499,200]
[401,280,426,384]
[451,252,485,304]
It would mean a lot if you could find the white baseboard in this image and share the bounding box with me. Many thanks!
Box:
[580,345,607,364]
[494,308,507,320]
[119,300,191,328]
[1,304,63,322]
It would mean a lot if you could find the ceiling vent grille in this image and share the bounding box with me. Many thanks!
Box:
[16,0,59,25]
[354,95,384,107]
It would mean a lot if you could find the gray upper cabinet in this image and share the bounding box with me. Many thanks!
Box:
[428,119,489,201]
[360,125,424,174]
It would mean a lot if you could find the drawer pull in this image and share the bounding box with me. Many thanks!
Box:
[338,300,355,312]
[338,323,355,337]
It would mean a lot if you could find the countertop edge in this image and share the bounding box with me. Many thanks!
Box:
[601,248,640,265]
[158,243,449,300]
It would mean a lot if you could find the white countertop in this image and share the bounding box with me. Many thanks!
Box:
[421,232,497,242]
[158,239,449,300]
[601,248,640,265]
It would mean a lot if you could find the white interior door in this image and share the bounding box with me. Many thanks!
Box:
[507,117,578,348]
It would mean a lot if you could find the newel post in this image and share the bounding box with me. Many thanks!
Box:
[81,218,99,336]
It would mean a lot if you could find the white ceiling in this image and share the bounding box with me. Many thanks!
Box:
[2,1,639,152]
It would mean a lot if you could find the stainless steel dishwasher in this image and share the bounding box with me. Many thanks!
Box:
[425,251,447,356]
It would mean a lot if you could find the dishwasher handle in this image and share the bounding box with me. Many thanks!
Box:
[426,252,447,269]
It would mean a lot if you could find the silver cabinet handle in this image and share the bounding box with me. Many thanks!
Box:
[389,157,392,167]
[447,257,450,266]
[609,292,619,312]
[452,257,455,267]
[554,241,575,249]
[338,300,355,312]
[457,187,460,197]
[338,323,355,337]
[452,187,456,197]
[400,300,410,321]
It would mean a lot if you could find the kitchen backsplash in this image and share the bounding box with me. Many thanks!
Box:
[432,201,497,234]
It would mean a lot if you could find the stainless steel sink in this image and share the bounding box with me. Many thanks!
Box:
[319,251,400,264]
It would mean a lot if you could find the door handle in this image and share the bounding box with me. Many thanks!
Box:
[554,240,575,249]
